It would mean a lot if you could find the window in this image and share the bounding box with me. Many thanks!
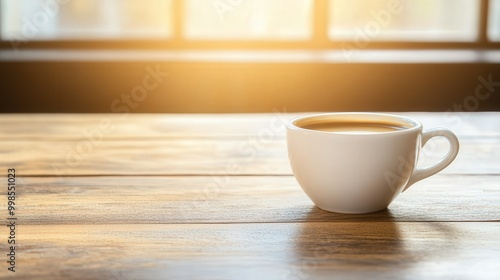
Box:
[1,0,173,40]
[329,0,480,41]
[0,0,498,48]
[184,0,313,40]
[489,0,500,41]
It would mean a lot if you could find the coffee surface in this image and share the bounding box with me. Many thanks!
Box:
[300,122,407,134]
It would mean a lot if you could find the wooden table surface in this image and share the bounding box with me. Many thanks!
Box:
[0,112,499,280]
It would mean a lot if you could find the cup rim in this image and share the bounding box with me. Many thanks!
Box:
[287,112,422,136]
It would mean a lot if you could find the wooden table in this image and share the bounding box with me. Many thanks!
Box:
[0,112,499,280]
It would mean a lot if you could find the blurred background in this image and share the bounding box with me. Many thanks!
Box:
[0,0,499,113]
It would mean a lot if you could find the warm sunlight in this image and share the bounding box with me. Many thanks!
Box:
[1,0,497,42]
[184,0,313,40]
[329,0,480,41]
[1,0,173,39]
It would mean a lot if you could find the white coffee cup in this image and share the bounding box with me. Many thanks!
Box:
[286,113,459,214]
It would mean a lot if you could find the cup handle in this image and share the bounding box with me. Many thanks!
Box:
[403,128,460,192]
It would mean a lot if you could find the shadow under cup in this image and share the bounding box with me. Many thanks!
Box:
[286,113,424,214]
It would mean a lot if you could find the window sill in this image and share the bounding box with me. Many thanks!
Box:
[0,49,499,63]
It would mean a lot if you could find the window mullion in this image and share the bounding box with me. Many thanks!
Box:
[313,0,329,49]
[479,0,490,44]
[172,0,184,46]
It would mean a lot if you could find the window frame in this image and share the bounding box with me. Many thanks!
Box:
[0,0,499,50]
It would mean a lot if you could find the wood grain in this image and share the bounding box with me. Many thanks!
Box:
[0,223,499,280]
[0,113,498,280]
[0,112,498,139]
[1,113,498,176]
[1,136,499,176]
[4,175,499,225]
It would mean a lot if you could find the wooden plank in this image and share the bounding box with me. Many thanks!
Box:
[1,136,499,176]
[0,113,497,280]
[0,113,293,140]
[6,175,499,224]
[0,112,498,140]
[0,222,498,279]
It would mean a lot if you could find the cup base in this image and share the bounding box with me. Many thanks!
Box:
[315,205,389,214]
